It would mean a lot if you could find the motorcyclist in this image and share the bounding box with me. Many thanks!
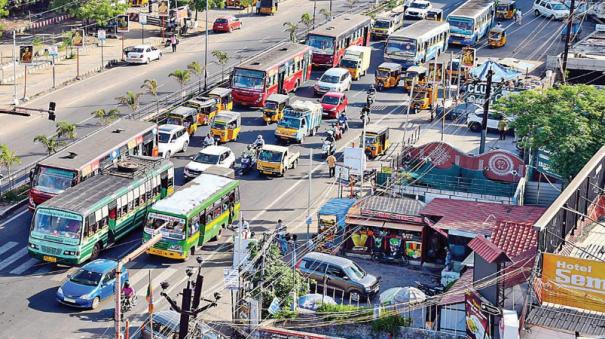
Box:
[203,133,215,147]
[325,130,336,144]
[122,281,135,307]
[338,112,348,132]
[253,135,265,149]
[360,105,370,124]
[367,84,377,96]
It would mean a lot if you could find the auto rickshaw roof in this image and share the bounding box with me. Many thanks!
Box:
[169,105,197,116]
[497,0,515,5]
[209,87,232,97]
[407,65,427,73]
[214,110,241,122]
[187,98,215,107]
[266,93,290,103]
[490,27,506,34]
[365,125,389,134]
[261,144,288,153]
[378,62,403,71]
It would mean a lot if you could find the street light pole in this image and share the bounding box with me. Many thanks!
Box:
[307,149,312,239]
[313,0,317,29]
[204,0,208,91]
[12,30,18,106]
[479,69,494,154]
[561,0,575,83]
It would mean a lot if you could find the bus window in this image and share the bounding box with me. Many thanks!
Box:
[213,201,222,218]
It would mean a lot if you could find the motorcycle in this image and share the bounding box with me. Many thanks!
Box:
[371,234,408,266]
[360,107,371,125]
[239,150,257,175]
[330,123,342,140]
[322,138,335,158]
[366,91,376,107]
[415,281,445,296]
[120,295,137,318]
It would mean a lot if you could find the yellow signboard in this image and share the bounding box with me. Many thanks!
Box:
[541,253,605,312]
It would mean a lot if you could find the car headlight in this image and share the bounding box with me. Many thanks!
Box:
[57,287,64,296]
[80,292,94,300]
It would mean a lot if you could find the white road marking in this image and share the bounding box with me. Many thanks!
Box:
[0,210,28,228]
[0,242,18,257]
[0,248,28,271]
[9,258,38,275]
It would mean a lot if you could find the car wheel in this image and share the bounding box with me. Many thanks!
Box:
[534,9,540,16]
[90,297,101,310]
[182,141,188,153]
[349,289,362,301]
[145,58,150,64]
[90,242,102,261]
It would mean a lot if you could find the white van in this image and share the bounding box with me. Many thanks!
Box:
[157,124,190,158]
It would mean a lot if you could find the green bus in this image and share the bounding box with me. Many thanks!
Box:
[144,172,240,260]
[28,156,175,265]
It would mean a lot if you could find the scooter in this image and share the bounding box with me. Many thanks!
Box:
[338,115,348,134]
[415,281,445,296]
[322,138,335,158]
[120,295,137,319]
[239,151,256,175]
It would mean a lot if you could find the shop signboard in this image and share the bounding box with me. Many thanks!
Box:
[541,253,605,313]
[465,290,491,339]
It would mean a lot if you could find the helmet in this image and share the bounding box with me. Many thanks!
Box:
[369,84,375,90]
[247,145,252,150]
[124,281,130,288]
[257,135,263,139]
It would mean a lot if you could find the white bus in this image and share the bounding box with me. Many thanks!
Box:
[447,0,495,46]
[371,7,405,40]
[384,20,450,68]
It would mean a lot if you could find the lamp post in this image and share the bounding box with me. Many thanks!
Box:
[203,0,208,91]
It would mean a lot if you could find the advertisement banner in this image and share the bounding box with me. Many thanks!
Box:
[541,253,605,313]
[19,45,33,64]
[158,0,169,16]
[72,30,84,47]
[465,290,490,339]
[461,46,476,68]
[116,15,129,33]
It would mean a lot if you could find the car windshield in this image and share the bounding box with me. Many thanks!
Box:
[258,150,283,162]
[165,117,183,125]
[496,4,508,10]
[278,117,301,129]
[344,263,366,280]
[158,132,172,143]
[447,16,474,35]
[212,121,227,130]
[33,166,76,194]
[320,74,340,84]
[232,69,265,91]
[386,37,416,56]
[410,2,429,9]
[193,152,220,164]
[146,214,186,240]
[33,209,82,241]
[307,35,335,54]
[340,59,358,68]
[131,48,145,53]
[364,135,376,145]
[551,3,566,10]
[322,95,340,105]
[373,20,391,29]
[70,268,102,286]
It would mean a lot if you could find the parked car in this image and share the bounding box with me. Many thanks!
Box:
[56,259,129,309]
[467,110,515,132]
[297,252,381,299]
[184,145,236,180]
[405,0,433,19]
[533,0,570,19]
[125,44,162,64]
[314,68,352,96]
[213,16,242,33]
[320,92,348,119]
[158,124,190,158]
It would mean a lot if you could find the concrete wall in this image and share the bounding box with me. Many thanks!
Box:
[297,324,465,339]
[393,185,513,204]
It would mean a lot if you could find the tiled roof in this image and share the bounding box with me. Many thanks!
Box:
[439,269,474,305]
[359,196,425,217]
[526,303,605,336]
[492,221,538,258]
[420,198,546,236]
[468,236,510,263]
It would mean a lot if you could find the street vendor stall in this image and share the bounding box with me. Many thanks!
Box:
[315,198,356,254]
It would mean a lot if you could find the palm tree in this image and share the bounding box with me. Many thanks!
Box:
[141,79,160,116]
[300,13,313,35]
[319,8,331,23]
[187,61,203,92]
[283,22,299,43]
[0,144,21,191]
[91,108,121,125]
[55,121,77,140]
[33,135,63,155]
[211,50,229,81]
[169,69,191,96]
[116,91,142,112]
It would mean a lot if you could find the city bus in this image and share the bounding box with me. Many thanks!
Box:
[447,0,495,46]
[28,119,159,211]
[306,14,371,68]
[28,156,174,265]
[231,42,312,107]
[143,172,240,260]
[385,20,450,68]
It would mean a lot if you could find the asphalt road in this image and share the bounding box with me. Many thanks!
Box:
[0,0,576,337]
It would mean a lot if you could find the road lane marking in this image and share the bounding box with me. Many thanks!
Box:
[136,268,177,296]
[9,257,38,275]
[0,209,28,228]
[0,242,18,257]
[0,247,28,271]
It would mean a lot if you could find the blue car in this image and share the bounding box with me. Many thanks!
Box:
[57,259,129,309]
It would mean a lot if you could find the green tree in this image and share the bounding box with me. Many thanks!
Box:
[91,108,120,125]
[169,69,191,94]
[141,79,161,116]
[189,0,225,20]
[0,0,9,17]
[187,61,203,92]
[116,91,142,112]
[319,8,331,22]
[211,50,229,81]
[495,84,605,180]
[55,121,77,140]
[0,144,21,190]
[300,12,313,35]
[33,135,64,155]
[283,22,299,43]
[74,0,128,25]
[62,31,74,59]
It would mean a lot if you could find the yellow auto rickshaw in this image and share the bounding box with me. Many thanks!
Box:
[262,93,290,125]
[363,126,391,159]
[375,62,402,91]
[184,96,218,126]
[496,0,516,20]
[488,27,507,48]
[209,87,233,111]
[403,65,428,92]
[211,111,241,143]
[259,0,278,15]
[165,106,199,135]
[410,83,438,111]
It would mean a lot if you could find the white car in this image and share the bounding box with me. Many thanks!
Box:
[183,146,235,180]
[533,0,570,19]
[158,124,189,158]
[467,110,515,132]
[405,0,432,19]
[314,68,352,96]
[125,44,162,64]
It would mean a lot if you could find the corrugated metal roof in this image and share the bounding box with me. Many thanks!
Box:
[359,196,425,217]
[526,303,605,336]
[492,221,538,258]
[468,236,510,264]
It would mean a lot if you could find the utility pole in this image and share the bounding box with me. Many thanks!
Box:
[443,53,453,141]
[329,0,333,21]
[12,30,18,106]
[258,233,267,321]
[402,78,416,146]
[307,149,312,239]
[561,0,575,83]
[290,240,297,312]
[360,114,366,197]
[313,0,317,29]
[203,0,209,91]
[479,69,494,154]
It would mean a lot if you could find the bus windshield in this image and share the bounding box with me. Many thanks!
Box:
[146,213,186,240]
[373,20,391,29]
[259,150,283,162]
[232,69,265,91]
[448,17,474,35]
[33,166,76,194]
[33,209,82,241]
[307,35,335,54]
[278,117,301,129]
[386,38,416,56]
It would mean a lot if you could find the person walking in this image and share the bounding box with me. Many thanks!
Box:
[515,9,523,25]
[170,34,178,53]
[326,153,337,178]
[498,118,508,140]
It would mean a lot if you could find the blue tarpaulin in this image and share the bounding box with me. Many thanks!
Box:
[470,60,522,82]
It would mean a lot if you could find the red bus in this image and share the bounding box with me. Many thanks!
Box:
[231,42,312,107]
[28,119,158,210]
[307,14,372,68]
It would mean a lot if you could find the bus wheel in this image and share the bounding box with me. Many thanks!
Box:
[90,243,102,261]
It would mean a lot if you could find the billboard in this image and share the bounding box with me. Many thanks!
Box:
[541,253,605,312]
[116,15,129,33]
[19,45,33,64]
[465,290,491,339]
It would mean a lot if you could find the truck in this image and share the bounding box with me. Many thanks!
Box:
[371,7,405,40]
[340,45,372,80]
[256,144,300,176]
[275,100,322,143]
